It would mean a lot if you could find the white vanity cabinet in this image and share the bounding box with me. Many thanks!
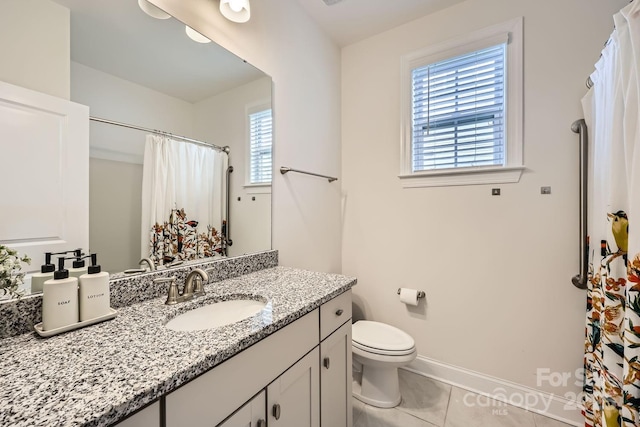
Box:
[165,309,319,427]
[160,289,352,427]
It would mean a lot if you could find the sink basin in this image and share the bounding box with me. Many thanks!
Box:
[166,299,267,332]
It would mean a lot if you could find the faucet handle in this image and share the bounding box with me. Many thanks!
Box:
[185,268,208,298]
[192,276,204,296]
[153,276,176,284]
[154,276,178,305]
[165,280,179,305]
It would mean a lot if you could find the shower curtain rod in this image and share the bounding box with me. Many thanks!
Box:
[89,116,230,153]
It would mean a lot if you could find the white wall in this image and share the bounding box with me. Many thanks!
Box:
[342,0,627,399]
[151,0,343,273]
[193,77,272,257]
[0,0,69,99]
[71,62,194,164]
[89,158,143,274]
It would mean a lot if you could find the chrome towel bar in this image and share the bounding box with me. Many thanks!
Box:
[571,119,589,290]
[280,167,338,182]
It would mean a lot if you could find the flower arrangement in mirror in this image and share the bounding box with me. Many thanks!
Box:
[0,245,31,299]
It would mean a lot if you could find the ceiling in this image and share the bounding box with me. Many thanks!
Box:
[48,0,464,102]
[51,0,266,103]
[295,0,467,47]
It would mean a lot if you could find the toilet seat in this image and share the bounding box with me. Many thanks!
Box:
[353,341,416,356]
[352,321,415,355]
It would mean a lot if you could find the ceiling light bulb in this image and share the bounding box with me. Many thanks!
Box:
[219,0,251,23]
[185,25,211,43]
[138,0,171,19]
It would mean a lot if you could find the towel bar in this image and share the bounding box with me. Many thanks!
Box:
[280,167,337,183]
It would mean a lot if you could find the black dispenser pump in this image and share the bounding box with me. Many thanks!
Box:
[41,252,55,274]
[87,253,101,274]
[54,257,69,280]
[72,249,85,269]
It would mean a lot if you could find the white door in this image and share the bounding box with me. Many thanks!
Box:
[267,347,319,427]
[0,80,89,271]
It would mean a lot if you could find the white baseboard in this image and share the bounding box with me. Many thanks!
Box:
[403,355,583,426]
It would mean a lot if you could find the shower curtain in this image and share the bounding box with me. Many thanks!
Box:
[140,134,227,265]
[582,2,640,426]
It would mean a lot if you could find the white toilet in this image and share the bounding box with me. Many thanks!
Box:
[352,320,417,408]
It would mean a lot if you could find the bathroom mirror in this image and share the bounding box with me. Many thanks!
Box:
[6,0,272,296]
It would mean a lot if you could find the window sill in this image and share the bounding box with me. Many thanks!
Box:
[244,183,272,194]
[399,166,525,188]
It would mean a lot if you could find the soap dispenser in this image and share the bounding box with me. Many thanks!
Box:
[69,249,88,279]
[78,254,111,321]
[30,252,55,293]
[42,257,79,331]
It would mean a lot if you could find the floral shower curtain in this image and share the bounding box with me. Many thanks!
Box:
[582,2,640,426]
[140,134,227,265]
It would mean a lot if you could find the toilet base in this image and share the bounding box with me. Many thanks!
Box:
[352,364,402,408]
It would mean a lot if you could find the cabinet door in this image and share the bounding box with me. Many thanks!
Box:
[267,347,319,427]
[218,390,266,427]
[320,321,352,427]
[115,401,160,427]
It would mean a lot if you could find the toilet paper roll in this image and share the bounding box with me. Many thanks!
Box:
[399,288,419,306]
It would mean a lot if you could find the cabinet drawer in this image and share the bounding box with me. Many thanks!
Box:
[320,289,352,340]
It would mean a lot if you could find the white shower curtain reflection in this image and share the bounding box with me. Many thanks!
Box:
[141,135,227,265]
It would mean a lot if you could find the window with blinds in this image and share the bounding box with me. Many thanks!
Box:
[400,17,523,188]
[411,44,506,172]
[249,108,273,185]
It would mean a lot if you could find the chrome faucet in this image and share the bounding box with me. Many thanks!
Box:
[155,269,209,305]
[185,268,208,298]
[139,257,156,271]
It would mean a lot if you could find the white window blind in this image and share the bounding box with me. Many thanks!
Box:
[249,108,273,184]
[412,43,506,172]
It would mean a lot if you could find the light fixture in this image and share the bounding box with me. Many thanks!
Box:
[185,26,211,43]
[137,0,171,19]
[219,0,251,23]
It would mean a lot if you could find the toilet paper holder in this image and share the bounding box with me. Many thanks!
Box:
[397,288,426,299]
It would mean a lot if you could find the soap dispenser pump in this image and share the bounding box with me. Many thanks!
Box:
[78,253,111,321]
[30,252,55,293]
[69,249,88,279]
[42,257,79,331]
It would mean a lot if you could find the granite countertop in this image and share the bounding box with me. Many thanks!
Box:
[0,266,356,427]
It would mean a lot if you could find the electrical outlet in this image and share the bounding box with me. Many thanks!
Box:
[541,186,551,195]
[492,188,501,196]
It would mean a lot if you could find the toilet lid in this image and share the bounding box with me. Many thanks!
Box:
[352,321,415,353]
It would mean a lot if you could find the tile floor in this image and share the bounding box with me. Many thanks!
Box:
[353,370,576,427]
